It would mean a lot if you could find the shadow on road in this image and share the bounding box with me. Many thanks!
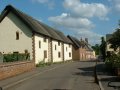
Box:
[100,76,120,82]
[73,66,94,77]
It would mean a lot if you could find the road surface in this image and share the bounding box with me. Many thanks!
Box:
[5,61,100,90]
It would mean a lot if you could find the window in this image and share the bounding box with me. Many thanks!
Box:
[69,52,71,57]
[13,52,19,54]
[58,52,61,58]
[55,45,57,50]
[16,32,19,40]
[43,37,47,42]
[66,47,67,51]
[44,50,47,58]
[58,42,60,46]
[39,41,41,48]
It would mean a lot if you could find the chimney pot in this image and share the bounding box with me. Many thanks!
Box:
[85,38,88,43]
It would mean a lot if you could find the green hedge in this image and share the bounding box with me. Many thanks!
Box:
[3,53,30,62]
[105,53,120,69]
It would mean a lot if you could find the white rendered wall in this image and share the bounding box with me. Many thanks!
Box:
[35,34,49,64]
[0,12,33,59]
[52,40,63,62]
[64,43,72,61]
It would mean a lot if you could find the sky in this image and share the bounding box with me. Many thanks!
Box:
[0,0,120,45]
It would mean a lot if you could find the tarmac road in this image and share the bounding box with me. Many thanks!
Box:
[5,61,100,90]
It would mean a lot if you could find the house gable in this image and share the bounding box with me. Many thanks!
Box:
[0,11,33,59]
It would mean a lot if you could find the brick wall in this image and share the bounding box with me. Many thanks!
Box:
[0,60,35,80]
[72,47,80,60]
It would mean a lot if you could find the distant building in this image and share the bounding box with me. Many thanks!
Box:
[106,34,114,53]
[106,34,119,54]
[67,35,95,61]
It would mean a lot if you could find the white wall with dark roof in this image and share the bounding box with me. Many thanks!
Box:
[64,43,72,61]
[0,12,33,60]
[52,40,63,62]
[34,34,49,64]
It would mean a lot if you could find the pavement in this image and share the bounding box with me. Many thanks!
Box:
[96,62,120,90]
[0,61,100,90]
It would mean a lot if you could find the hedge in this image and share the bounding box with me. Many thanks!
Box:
[3,53,30,62]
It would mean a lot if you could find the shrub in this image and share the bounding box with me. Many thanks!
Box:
[105,53,120,69]
[36,61,52,67]
[3,53,30,62]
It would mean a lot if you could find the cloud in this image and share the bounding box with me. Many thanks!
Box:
[32,0,48,3]
[48,13,102,45]
[48,13,94,29]
[48,0,108,45]
[108,0,120,11]
[31,0,55,9]
[63,0,109,20]
[74,30,102,45]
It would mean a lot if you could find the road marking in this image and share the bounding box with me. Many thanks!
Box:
[3,63,69,90]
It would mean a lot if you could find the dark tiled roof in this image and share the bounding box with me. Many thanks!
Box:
[67,35,81,48]
[0,5,51,37]
[37,21,63,41]
[54,30,72,44]
[0,5,71,43]
[86,43,94,51]
[68,35,94,51]
[80,40,93,51]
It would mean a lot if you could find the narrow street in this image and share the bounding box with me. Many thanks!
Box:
[5,61,100,90]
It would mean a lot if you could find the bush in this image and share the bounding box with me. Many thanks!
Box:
[105,53,120,70]
[3,53,30,62]
[36,61,52,67]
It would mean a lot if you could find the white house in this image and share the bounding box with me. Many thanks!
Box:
[0,5,72,64]
[106,34,114,53]
[52,40,63,62]
[0,8,33,60]
[34,34,49,64]
[63,43,72,61]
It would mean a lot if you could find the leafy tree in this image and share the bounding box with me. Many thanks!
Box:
[109,28,120,51]
[92,44,100,55]
[100,37,106,61]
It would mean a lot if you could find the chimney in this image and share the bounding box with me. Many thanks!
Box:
[85,38,88,43]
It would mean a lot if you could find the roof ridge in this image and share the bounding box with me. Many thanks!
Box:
[1,5,72,42]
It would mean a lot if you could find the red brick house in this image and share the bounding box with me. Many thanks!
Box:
[67,35,95,61]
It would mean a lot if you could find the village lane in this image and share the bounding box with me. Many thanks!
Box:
[5,61,100,90]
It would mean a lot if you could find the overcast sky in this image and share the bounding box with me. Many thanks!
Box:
[0,0,120,45]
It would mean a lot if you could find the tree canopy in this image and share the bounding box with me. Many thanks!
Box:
[100,37,106,61]
[109,28,120,51]
[92,44,100,55]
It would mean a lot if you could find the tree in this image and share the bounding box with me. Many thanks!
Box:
[100,37,106,61]
[92,44,100,55]
[109,28,120,51]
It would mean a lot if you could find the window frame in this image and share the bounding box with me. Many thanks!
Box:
[55,45,57,50]
[16,32,19,40]
[58,41,60,46]
[39,41,41,48]
[44,50,47,58]
[66,47,67,51]
[58,52,61,58]
[43,37,47,42]
[69,52,71,57]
